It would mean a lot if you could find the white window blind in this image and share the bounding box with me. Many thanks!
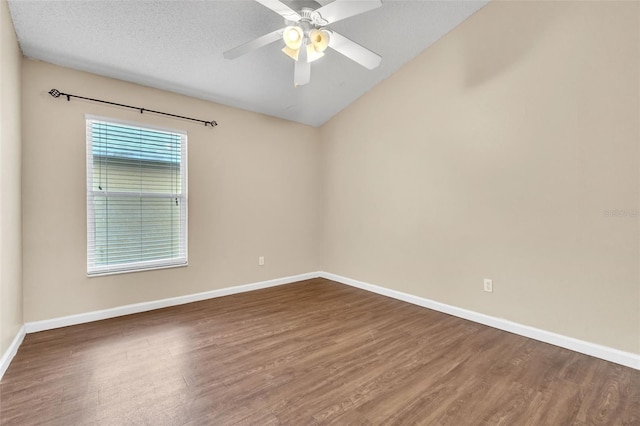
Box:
[86,117,188,275]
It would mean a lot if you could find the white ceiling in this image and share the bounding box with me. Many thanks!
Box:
[8,0,487,127]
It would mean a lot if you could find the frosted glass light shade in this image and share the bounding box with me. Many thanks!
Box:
[282,46,300,61]
[309,29,330,52]
[306,44,325,62]
[283,26,303,49]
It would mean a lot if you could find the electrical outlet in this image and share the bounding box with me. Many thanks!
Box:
[258,256,265,266]
[483,278,493,293]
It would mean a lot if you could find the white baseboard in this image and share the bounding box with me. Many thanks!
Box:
[319,272,640,371]
[0,325,26,380]
[10,270,639,374]
[25,271,321,333]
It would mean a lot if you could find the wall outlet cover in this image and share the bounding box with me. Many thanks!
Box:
[483,279,493,293]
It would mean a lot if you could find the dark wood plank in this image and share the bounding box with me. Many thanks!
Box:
[1,278,638,425]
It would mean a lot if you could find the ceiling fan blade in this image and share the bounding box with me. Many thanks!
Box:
[328,31,381,70]
[294,43,310,86]
[223,29,284,60]
[255,0,301,21]
[315,0,382,24]
[294,60,311,86]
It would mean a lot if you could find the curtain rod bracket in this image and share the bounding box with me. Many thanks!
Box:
[48,88,218,129]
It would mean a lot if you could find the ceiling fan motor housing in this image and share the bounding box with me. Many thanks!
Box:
[286,7,328,32]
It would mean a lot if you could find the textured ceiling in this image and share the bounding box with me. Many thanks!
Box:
[8,0,487,127]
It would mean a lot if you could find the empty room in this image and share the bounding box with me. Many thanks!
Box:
[1,0,639,424]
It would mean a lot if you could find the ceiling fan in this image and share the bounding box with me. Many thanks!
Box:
[223,0,382,86]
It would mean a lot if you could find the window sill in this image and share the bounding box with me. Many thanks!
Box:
[87,262,188,278]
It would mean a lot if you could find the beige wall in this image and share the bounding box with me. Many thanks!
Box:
[0,0,24,354]
[12,0,640,358]
[321,1,640,354]
[22,60,321,322]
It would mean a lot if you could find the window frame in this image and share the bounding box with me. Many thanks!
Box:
[86,115,188,276]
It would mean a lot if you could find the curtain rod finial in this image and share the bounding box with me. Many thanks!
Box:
[49,88,61,98]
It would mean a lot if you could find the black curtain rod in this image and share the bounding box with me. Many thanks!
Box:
[48,88,218,128]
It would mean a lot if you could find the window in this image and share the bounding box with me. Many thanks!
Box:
[86,116,187,275]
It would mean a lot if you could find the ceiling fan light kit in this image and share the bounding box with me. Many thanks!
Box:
[280,15,330,64]
[223,0,383,86]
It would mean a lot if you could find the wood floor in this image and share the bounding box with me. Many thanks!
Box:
[1,278,639,425]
